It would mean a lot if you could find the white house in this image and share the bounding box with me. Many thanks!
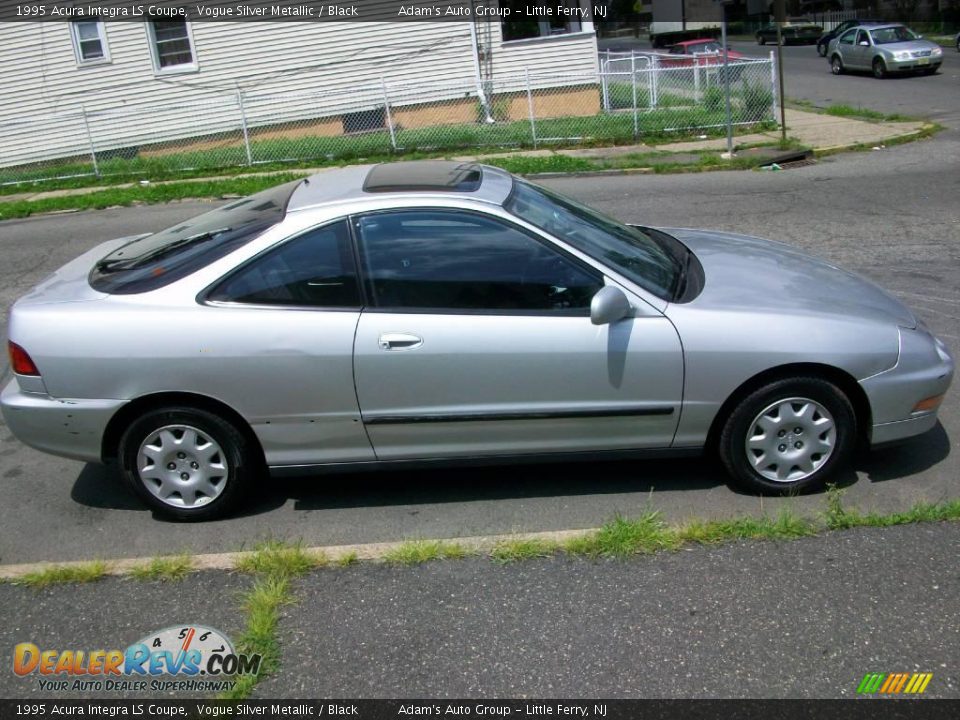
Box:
[0,9,602,169]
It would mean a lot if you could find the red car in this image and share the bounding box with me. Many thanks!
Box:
[662,39,747,67]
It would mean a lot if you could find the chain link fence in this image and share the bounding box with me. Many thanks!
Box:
[0,54,778,186]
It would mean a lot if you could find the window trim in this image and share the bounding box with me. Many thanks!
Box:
[351,207,605,317]
[145,20,199,75]
[199,218,362,311]
[70,20,111,66]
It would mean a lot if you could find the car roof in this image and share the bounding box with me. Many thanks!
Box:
[285,161,515,213]
[673,39,717,46]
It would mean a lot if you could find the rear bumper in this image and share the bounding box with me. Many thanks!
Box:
[1,378,122,463]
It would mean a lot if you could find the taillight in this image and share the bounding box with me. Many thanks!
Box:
[8,342,40,376]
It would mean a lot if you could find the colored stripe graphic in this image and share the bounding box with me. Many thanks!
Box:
[858,672,932,694]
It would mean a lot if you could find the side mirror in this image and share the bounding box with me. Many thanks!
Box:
[590,286,631,326]
[858,40,869,46]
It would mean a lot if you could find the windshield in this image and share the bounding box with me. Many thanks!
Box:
[871,26,918,44]
[691,42,722,53]
[89,179,303,294]
[505,179,683,300]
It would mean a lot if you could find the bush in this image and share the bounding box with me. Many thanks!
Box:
[741,82,774,122]
[704,86,725,112]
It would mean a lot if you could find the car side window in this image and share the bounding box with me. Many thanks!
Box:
[855,29,868,45]
[355,210,603,314]
[207,220,360,308]
[839,29,855,45]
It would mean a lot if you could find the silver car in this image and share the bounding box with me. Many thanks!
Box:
[2,162,954,520]
[828,24,944,77]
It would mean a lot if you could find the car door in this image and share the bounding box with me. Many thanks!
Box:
[835,28,857,65]
[852,28,871,68]
[350,208,684,461]
[201,219,374,467]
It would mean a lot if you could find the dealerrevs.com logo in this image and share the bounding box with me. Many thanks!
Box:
[13,625,261,693]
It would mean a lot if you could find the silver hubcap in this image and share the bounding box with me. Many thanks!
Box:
[745,397,836,483]
[137,425,228,508]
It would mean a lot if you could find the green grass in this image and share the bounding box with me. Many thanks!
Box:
[336,551,359,567]
[824,485,960,531]
[0,173,306,220]
[16,561,110,589]
[222,540,320,700]
[565,512,682,557]
[129,554,194,582]
[234,539,326,576]
[823,104,913,123]
[1,106,775,189]
[383,540,471,565]
[219,575,291,700]
[484,155,594,174]
[490,538,559,564]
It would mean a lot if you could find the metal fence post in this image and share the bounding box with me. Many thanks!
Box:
[80,106,99,177]
[631,54,638,140]
[650,54,658,109]
[235,81,253,166]
[769,51,779,125]
[525,68,538,149]
[381,77,398,151]
[600,60,609,112]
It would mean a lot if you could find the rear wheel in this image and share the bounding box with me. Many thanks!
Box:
[119,407,256,521]
[872,57,888,79]
[719,377,856,495]
[830,55,844,75]
[757,34,766,46]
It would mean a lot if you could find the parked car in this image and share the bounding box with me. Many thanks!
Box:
[663,39,747,65]
[816,19,883,56]
[2,162,953,520]
[756,18,823,45]
[956,30,959,52]
[662,39,748,80]
[828,24,944,78]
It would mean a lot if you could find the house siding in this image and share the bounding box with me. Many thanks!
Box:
[0,20,599,168]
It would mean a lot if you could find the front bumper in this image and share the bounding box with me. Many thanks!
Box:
[860,327,954,446]
[887,56,942,72]
[1,378,123,463]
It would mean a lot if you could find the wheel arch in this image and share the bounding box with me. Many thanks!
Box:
[101,391,266,467]
[705,363,872,453]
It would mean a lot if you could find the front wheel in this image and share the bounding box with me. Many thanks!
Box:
[757,34,766,46]
[830,55,844,75]
[718,378,857,495]
[817,43,827,57]
[119,407,256,521]
[873,57,888,79]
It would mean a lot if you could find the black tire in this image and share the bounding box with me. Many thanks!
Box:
[757,34,766,46]
[119,406,256,521]
[872,57,887,79]
[817,42,827,57]
[718,377,857,495]
[830,55,844,75]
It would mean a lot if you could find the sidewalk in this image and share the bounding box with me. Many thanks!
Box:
[2,109,932,204]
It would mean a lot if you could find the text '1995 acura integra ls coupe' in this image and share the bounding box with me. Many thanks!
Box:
[2,162,953,520]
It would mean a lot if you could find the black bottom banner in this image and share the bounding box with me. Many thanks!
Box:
[3,700,960,720]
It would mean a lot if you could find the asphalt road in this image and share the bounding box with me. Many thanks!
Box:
[257,523,960,698]
[1,58,960,564]
[726,39,960,128]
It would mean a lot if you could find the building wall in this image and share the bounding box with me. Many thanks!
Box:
[0,19,600,167]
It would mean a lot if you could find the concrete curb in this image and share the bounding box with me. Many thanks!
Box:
[0,527,597,581]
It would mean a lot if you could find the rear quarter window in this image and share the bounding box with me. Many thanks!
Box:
[88,179,303,294]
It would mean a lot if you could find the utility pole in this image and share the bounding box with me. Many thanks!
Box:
[721,3,734,159]
[774,0,787,142]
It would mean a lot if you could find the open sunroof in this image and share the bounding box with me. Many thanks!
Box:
[362,161,483,193]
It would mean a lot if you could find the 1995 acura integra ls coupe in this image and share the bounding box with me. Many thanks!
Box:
[2,162,953,520]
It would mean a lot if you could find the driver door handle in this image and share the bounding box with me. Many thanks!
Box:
[378,333,423,351]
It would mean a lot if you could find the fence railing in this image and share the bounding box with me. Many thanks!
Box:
[0,59,778,187]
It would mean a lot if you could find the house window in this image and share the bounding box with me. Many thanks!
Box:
[501,0,584,42]
[71,21,109,64]
[148,21,197,72]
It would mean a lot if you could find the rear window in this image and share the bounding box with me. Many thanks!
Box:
[89,179,303,294]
